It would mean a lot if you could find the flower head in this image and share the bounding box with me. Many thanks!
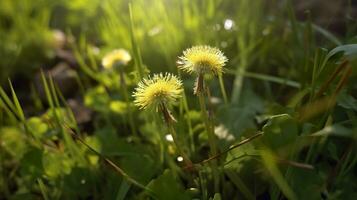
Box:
[177,45,228,75]
[102,49,131,69]
[133,73,183,110]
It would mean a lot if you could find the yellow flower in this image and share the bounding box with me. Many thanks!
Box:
[102,49,131,69]
[177,45,228,75]
[133,73,183,110]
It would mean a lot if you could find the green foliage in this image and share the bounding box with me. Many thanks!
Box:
[1,0,357,199]
[146,170,191,200]
[262,114,298,151]
[0,0,55,84]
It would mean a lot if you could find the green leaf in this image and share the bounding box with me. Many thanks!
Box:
[43,107,75,128]
[119,152,158,184]
[27,117,48,139]
[146,170,190,200]
[94,127,158,184]
[217,106,257,138]
[0,127,27,160]
[212,193,222,200]
[109,100,128,114]
[337,93,357,111]
[62,167,95,199]
[42,151,73,179]
[217,89,264,137]
[262,114,298,150]
[309,124,355,139]
[326,44,357,61]
[20,147,44,180]
[224,143,263,198]
[289,168,324,200]
[225,142,259,171]
[84,86,110,112]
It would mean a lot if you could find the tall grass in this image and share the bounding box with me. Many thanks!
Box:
[0,0,357,199]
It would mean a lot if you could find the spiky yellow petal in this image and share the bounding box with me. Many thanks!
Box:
[102,49,131,69]
[133,73,183,110]
[177,45,228,75]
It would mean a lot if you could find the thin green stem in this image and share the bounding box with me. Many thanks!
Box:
[196,75,219,192]
[225,69,301,88]
[197,92,217,155]
[182,90,195,152]
[309,49,319,102]
[154,108,186,179]
[119,69,137,136]
[128,3,145,79]
[37,179,50,200]
[225,170,255,200]
[199,169,208,200]
[168,121,193,168]
[160,104,193,169]
[152,112,165,165]
[218,74,228,105]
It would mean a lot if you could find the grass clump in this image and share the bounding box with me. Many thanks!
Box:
[1,0,357,200]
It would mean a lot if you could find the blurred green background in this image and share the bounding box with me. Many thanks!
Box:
[1,0,357,199]
[1,0,356,85]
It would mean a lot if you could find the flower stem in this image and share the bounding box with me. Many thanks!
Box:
[160,104,193,169]
[198,93,217,154]
[195,74,219,192]
[196,75,217,156]
[168,121,193,168]
[182,90,195,152]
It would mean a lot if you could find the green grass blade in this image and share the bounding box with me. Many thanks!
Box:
[0,86,19,118]
[312,24,341,46]
[129,3,145,79]
[116,180,131,200]
[226,69,301,88]
[0,95,18,123]
[261,150,298,200]
[8,80,25,121]
[225,170,255,200]
[37,178,50,200]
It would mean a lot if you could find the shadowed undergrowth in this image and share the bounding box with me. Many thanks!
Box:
[1,0,357,199]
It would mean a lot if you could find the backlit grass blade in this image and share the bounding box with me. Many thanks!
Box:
[129,3,145,79]
[225,169,255,200]
[0,97,17,124]
[0,86,19,119]
[261,149,298,200]
[116,180,131,200]
[37,178,50,200]
[7,79,32,136]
